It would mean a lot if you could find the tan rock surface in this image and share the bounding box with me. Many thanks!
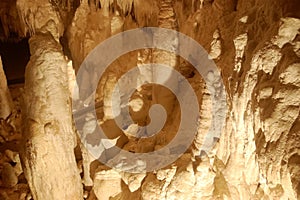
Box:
[21,33,83,199]
[0,0,299,199]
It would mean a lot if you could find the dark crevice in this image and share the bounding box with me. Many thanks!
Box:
[88,0,101,11]
[130,2,137,22]
[59,32,73,61]
[0,37,30,85]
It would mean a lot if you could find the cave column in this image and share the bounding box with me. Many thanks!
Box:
[21,33,83,200]
[16,0,83,198]
[152,0,179,120]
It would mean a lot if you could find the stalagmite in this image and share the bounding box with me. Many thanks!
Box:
[20,33,83,199]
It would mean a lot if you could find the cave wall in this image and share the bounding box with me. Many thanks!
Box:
[0,0,299,199]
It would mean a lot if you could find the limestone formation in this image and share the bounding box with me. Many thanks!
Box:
[0,0,299,199]
[1,163,18,188]
[20,33,83,199]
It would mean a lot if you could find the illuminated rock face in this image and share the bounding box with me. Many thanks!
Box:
[0,0,299,199]
[21,33,83,199]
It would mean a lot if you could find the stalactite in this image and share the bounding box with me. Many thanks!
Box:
[16,0,64,40]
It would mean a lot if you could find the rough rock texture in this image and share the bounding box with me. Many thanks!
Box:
[0,0,299,199]
[20,33,83,199]
[0,0,24,40]
[93,167,122,199]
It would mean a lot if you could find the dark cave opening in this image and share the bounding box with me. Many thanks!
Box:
[0,38,30,85]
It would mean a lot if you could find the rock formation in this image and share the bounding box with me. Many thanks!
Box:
[0,0,299,199]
